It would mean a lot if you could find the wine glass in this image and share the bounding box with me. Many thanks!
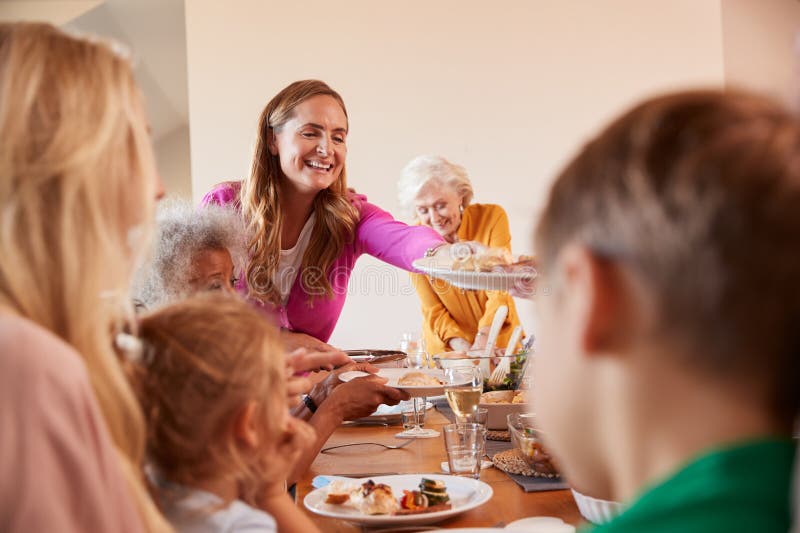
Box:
[443,365,484,426]
[395,334,439,438]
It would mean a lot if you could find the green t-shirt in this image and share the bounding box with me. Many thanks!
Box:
[585,438,796,533]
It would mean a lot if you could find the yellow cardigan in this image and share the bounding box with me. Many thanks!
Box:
[411,203,523,356]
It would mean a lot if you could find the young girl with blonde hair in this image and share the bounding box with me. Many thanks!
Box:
[132,293,320,533]
[0,22,169,532]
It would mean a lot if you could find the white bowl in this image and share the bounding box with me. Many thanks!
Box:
[570,489,623,525]
[479,390,530,430]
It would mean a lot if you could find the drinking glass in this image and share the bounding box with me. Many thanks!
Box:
[443,365,483,425]
[400,331,428,368]
[466,407,488,428]
[442,423,485,479]
[395,332,439,438]
[395,397,438,438]
[401,401,426,429]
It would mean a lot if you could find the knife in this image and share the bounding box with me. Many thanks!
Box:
[345,350,408,365]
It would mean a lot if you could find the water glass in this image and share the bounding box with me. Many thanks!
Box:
[401,332,427,368]
[442,423,485,478]
[464,407,488,428]
[401,399,426,429]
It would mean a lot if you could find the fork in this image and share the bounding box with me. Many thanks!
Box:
[321,439,414,453]
[489,325,523,386]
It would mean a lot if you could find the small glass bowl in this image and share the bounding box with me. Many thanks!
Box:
[507,412,559,476]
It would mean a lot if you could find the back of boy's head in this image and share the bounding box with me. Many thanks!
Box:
[131,293,285,497]
[535,89,800,423]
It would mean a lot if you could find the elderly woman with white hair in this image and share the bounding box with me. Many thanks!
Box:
[132,199,247,310]
[398,155,523,355]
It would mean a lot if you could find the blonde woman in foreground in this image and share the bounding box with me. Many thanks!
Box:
[0,23,170,531]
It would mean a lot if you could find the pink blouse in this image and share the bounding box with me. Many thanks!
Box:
[0,313,143,532]
[202,182,443,341]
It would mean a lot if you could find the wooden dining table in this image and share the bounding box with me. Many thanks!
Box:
[294,408,583,531]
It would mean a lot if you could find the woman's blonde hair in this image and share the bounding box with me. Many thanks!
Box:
[398,155,474,220]
[0,23,168,530]
[242,79,359,304]
[132,294,287,506]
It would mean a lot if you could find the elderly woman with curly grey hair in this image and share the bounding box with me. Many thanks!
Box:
[132,199,247,310]
[398,155,524,355]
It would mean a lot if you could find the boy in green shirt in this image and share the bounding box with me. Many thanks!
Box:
[531,90,798,532]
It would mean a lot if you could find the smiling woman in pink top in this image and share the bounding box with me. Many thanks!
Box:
[203,80,445,351]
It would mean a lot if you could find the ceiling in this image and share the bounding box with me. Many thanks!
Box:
[0,0,189,142]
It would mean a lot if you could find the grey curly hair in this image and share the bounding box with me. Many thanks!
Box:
[132,199,247,310]
[397,155,474,220]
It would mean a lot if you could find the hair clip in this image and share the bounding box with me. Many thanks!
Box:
[115,332,143,362]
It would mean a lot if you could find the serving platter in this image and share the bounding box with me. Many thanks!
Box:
[413,257,536,292]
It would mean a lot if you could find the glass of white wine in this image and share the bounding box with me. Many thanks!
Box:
[443,365,483,425]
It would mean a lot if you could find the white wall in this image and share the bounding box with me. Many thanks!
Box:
[721,0,800,108]
[185,0,726,349]
[155,125,193,199]
[0,1,103,25]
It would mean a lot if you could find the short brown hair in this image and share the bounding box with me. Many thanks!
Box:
[131,293,285,505]
[535,89,800,421]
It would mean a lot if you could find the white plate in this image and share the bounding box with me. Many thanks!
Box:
[352,401,434,424]
[506,516,572,531]
[303,474,493,526]
[413,257,537,292]
[339,368,448,397]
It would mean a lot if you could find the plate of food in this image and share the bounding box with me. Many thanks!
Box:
[339,368,449,397]
[412,248,536,292]
[304,475,493,526]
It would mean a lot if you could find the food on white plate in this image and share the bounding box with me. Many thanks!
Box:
[452,247,513,272]
[450,247,536,273]
[418,478,450,506]
[361,480,399,515]
[397,371,442,387]
[325,478,451,516]
[323,480,361,506]
[480,390,529,404]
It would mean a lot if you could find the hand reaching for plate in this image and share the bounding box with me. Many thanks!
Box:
[321,373,411,422]
[305,362,381,410]
[285,348,351,406]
